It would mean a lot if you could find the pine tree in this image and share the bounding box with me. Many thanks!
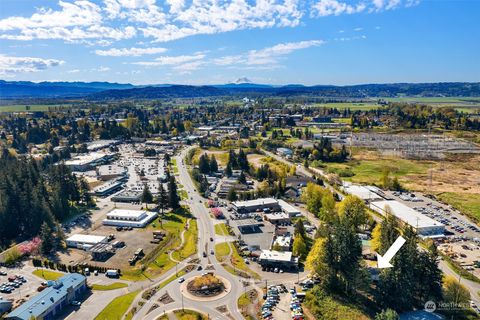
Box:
[168,176,180,209]
[141,184,153,207]
[157,183,168,215]
[39,222,54,255]
[209,155,218,173]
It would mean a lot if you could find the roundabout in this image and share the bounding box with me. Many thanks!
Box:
[180,273,231,302]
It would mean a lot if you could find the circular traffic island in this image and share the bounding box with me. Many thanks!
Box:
[186,273,225,297]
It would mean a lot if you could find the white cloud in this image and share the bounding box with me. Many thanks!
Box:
[96,66,110,72]
[0,54,64,75]
[0,0,419,44]
[215,40,324,67]
[312,0,418,17]
[95,46,167,56]
[67,69,80,73]
[133,54,205,67]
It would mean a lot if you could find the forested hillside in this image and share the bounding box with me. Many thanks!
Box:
[0,151,91,249]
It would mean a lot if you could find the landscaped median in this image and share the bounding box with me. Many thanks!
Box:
[94,290,140,320]
[91,282,128,291]
[214,241,260,279]
[32,269,63,281]
[214,223,230,236]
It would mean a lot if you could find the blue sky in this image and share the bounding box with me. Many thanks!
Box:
[0,0,479,85]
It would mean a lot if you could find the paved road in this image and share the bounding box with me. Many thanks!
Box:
[133,147,245,320]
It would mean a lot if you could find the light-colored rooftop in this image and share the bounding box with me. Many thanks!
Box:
[66,234,107,244]
[369,200,444,230]
[107,209,146,219]
[233,197,278,208]
[259,250,293,262]
[278,199,300,214]
[342,184,383,201]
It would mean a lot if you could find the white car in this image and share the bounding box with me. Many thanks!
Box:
[178,277,185,283]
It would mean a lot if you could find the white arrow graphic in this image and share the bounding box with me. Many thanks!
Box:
[377,236,406,269]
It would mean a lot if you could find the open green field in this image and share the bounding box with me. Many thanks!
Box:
[95,290,139,320]
[91,282,128,291]
[437,192,480,222]
[0,104,73,112]
[326,157,432,185]
[32,269,63,281]
[307,102,383,111]
[382,97,480,113]
[214,242,230,262]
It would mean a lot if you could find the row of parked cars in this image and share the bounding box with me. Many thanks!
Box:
[416,204,479,234]
[290,288,304,320]
[0,275,27,293]
[261,285,286,319]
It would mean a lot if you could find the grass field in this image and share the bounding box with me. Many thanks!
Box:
[308,102,383,111]
[91,282,128,291]
[174,309,208,320]
[192,149,229,166]
[214,242,230,262]
[172,219,198,261]
[32,269,63,281]
[437,192,480,222]
[95,290,139,320]
[0,104,73,112]
[214,223,230,236]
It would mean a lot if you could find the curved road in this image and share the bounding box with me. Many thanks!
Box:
[133,147,245,320]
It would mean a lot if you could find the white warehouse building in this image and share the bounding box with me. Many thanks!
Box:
[66,234,108,249]
[102,209,157,228]
[369,200,445,238]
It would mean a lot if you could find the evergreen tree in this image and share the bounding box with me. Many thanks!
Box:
[157,183,168,215]
[141,184,153,206]
[39,222,54,254]
[375,309,399,320]
[168,176,180,209]
[227,188,237,201]
[209,155,218,173]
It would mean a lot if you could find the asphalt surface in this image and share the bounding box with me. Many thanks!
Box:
[133,147,246,320]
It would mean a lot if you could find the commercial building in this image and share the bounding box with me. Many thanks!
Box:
[66,234,108,250]
[259,250,298,270]
[6,273,87,320]
[92,180,123,197]
[232,198,300,217]
[272,235,292,251]
[342,184,384,202]
[0,298,12,315]
[369,200,445,238]
[264,212,291,225]
[64,152,112,171]
[89,242,115,261]
[232,198,280,214]
[102,209,157,228]
[96,165,127,181]
[111,190,142,203]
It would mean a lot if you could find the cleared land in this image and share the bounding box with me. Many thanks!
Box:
[192,149,229,166]
[0,104,73,112]
[325,149,480,221]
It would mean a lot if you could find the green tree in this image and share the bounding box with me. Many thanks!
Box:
[209,155,218,173]
[227,188,237,201]
[168,176,180,209]
[157,183,168,215]
[39,222,54,254]
[375,309,399,320]
[443,275,470,309]
[293,234,308,260]
[338,195,368,229]
[141,184,153,207]
[319,192,336,223]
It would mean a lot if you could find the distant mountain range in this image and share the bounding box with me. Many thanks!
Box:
[1,80,479,99]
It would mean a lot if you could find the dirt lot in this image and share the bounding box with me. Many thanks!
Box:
[438,242,480,278]
[57,226,160,270]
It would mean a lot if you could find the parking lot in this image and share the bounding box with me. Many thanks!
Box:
[0,265,44,308]
[385,191,480,239]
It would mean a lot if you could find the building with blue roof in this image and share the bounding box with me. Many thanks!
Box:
[6,273,86,320]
